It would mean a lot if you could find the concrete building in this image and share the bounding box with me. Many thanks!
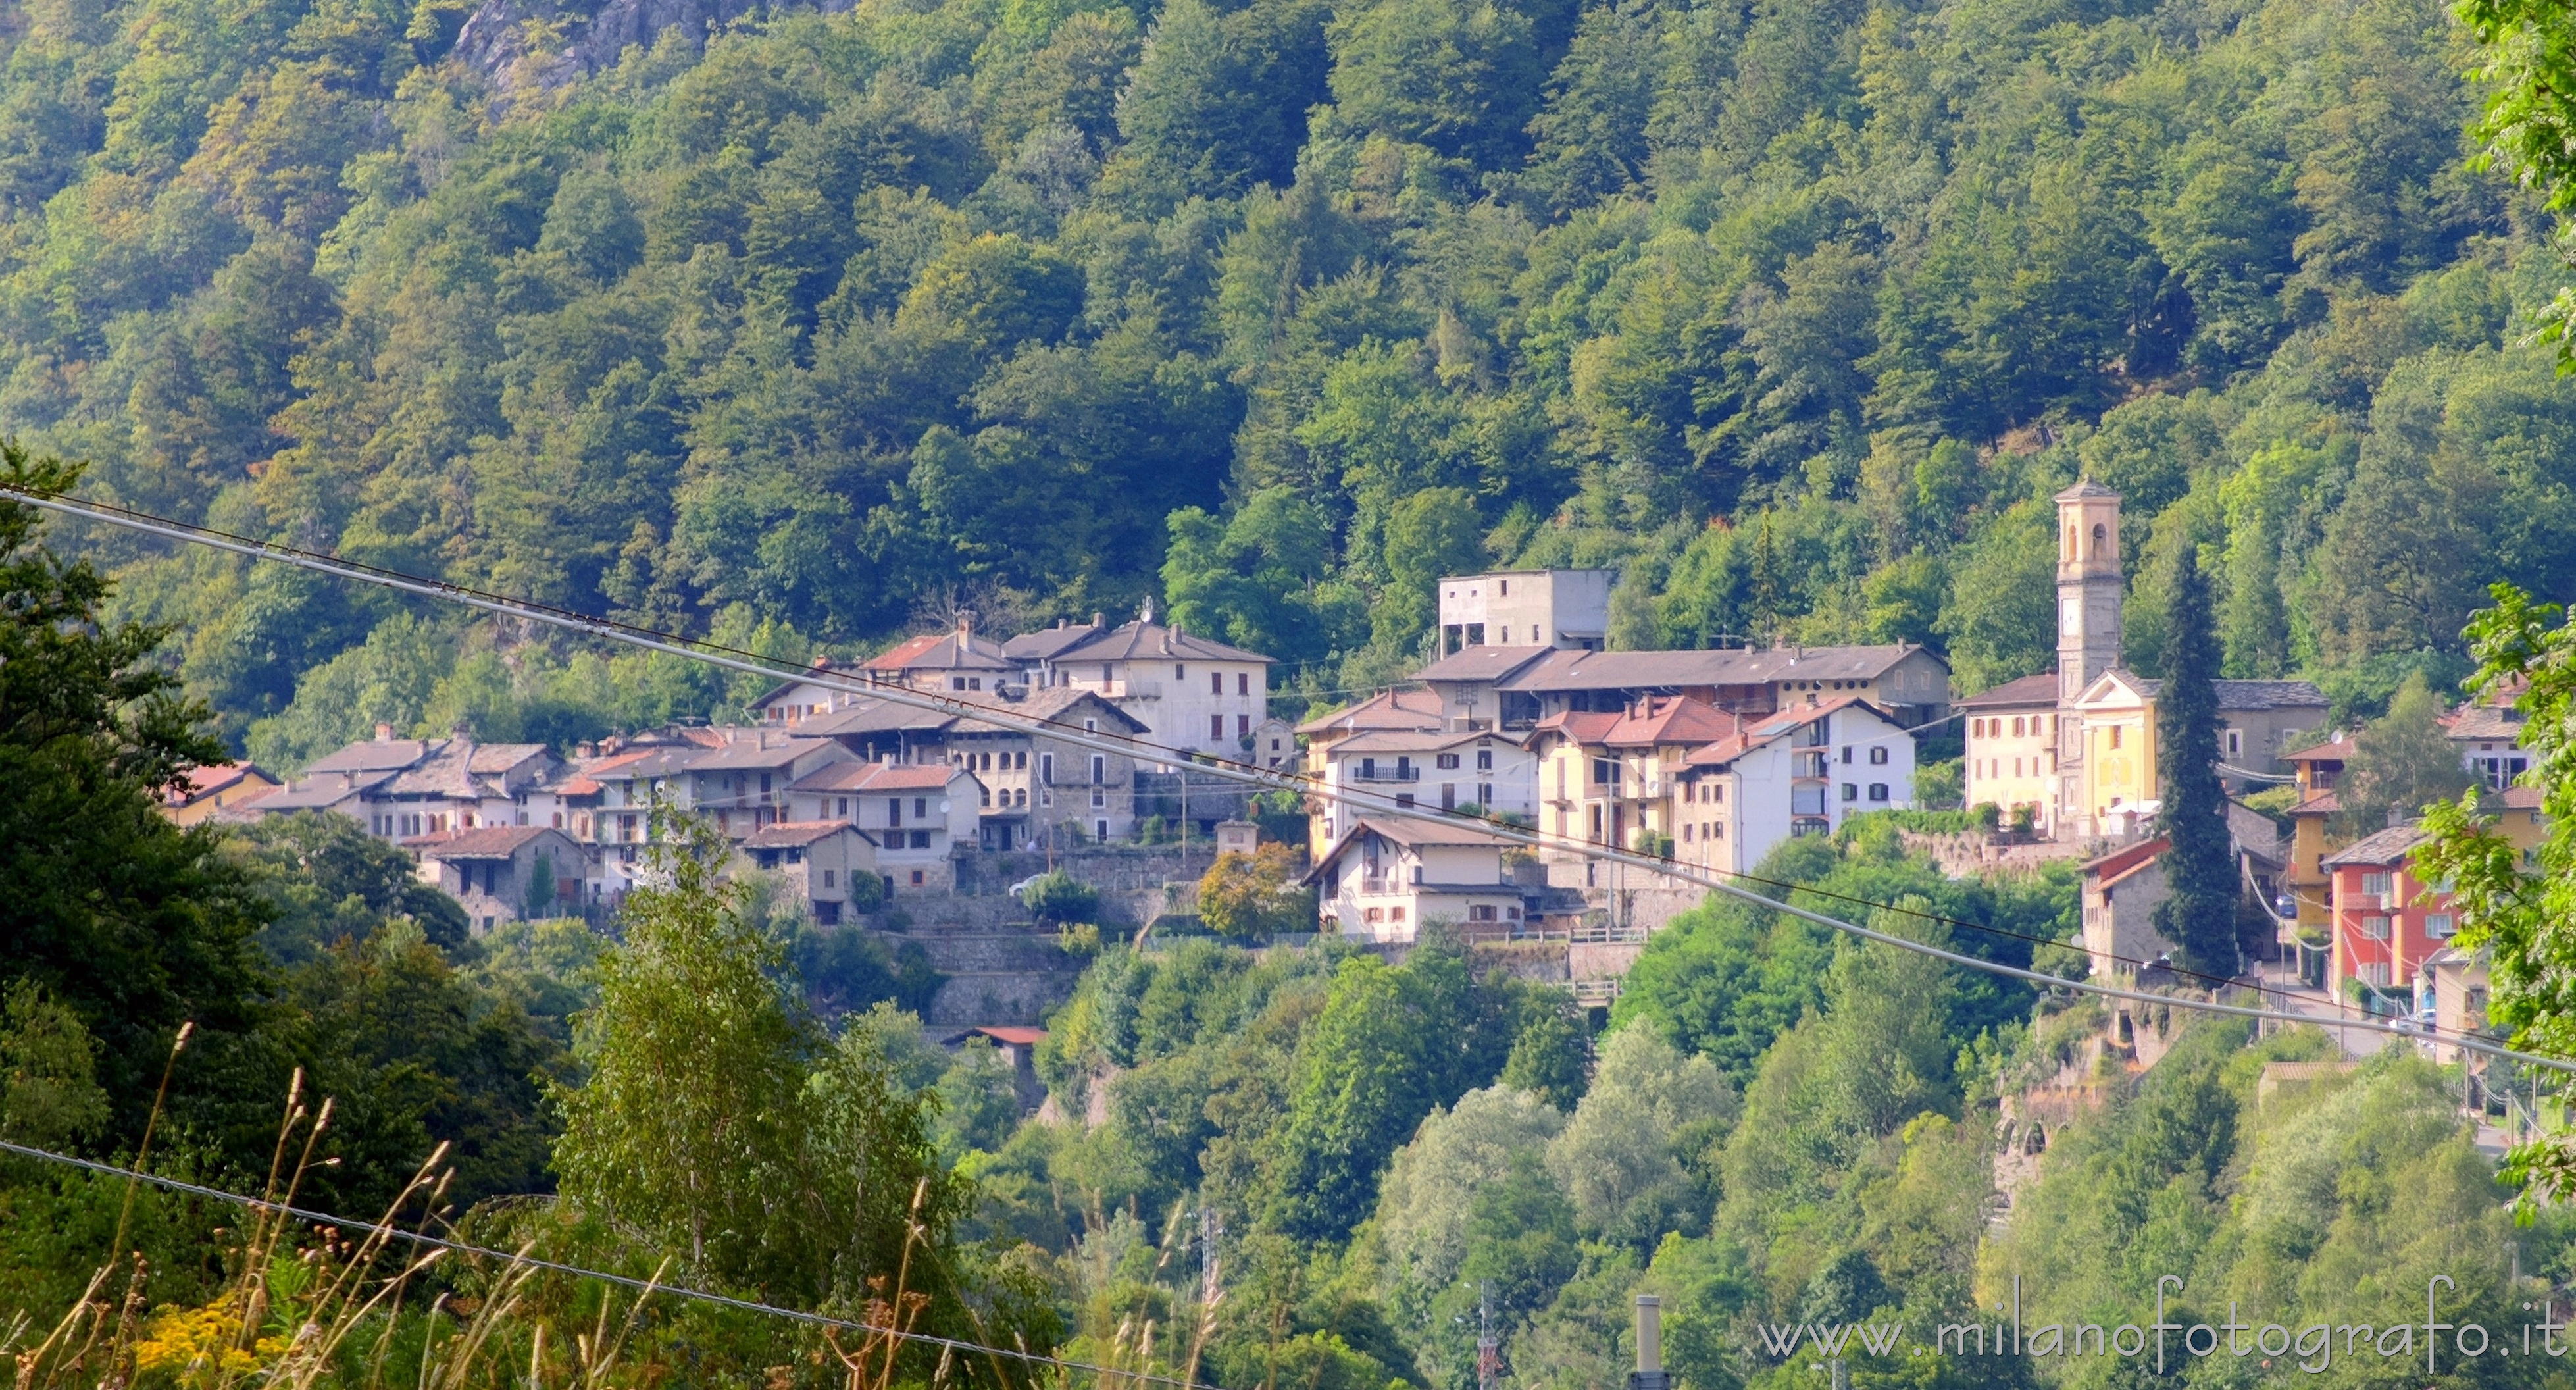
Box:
[1307,818,1531,942]
[414,826,586,933]
[2077,837,2171,982]
[1958,673,2060,832]
[1670,697,1917,876]
[1311,727,1540,855]
[1414,642,1951,733]
[1045,608,1274,764]
[739,821,881,925]
[1436,569,1615,656]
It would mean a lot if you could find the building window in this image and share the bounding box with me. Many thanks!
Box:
[1090,755,1105,784]
[1211,714,1225,740]
[1469,904,1498,921]
[1868,783,1890,802]
[823,870,836,888]
[1390,906,1407,923]
[913,797,928,819]
[1477,749,1493,771]
[1092,788,1106,808]
[911,830,931,849]
[2360,871,2392,898]
[2361,915,2390,940]
[1365,907,1384,925]
[1237,673,1250,695]
[1869,746,1889,765]
[1041,754,1054,784]
[911,869,926,886]
[1682,823,1694,842]
[2427,913,2456,939]
[1096,819,1109,841]
[2109,726,2123,750]
[1175,663,1186,679]
[2226,729,2242,756]
[1238,714,1250,737]
[1437,753,1461,770]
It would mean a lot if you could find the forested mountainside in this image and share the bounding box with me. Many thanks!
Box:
[0,0,2567,761]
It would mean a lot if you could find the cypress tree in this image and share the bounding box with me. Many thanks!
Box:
[2152,545,2240,979]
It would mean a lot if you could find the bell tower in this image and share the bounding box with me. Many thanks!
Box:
[2053,481,2123,838]
[2055,481,2124,704]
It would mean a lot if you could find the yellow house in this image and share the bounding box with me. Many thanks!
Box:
[1958,672,2059,831]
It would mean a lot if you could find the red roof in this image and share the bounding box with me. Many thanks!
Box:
[2081,836,2170,887]
[1603,696,1741,749]
[1531,710,1623,746]
[1296,687,1444,736]
[963,1025,1045,1046]
[164,761,276,806]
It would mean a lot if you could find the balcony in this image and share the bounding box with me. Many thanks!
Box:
[1794,751,1831,779]
[1361,875,1396,895]
[1348,766,1422,784]
[1791,787,1827,817]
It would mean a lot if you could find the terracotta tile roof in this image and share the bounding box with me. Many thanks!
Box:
[165,762,276,806]
[949,1025,1046,1046]
[1603,696,1741,748]
[2081,835,2170,883]
[1531,710,1623,745]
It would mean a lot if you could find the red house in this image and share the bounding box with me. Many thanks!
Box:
[2321,823,2456,997]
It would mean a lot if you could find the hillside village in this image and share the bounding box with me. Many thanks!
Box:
[164,478,2554,1045]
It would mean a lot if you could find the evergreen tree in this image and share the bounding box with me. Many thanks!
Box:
[2151,544,2240,978]
[2333,671,2476,837]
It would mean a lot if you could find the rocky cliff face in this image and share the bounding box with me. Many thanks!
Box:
[450,0,851,90]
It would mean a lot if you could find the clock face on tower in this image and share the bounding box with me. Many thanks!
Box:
[2061,596,2082,631]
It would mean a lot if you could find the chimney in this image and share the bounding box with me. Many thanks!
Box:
[576,742,596,759]
[1630,1297,1667,1390]
[376,722,394,742]
[1141,596,1157,625]
[1093,612,1105,628]
[451,721,473,742]
[959,610,974,641]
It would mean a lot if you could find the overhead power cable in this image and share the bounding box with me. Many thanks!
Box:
[0,1138,1220,1390]
[3,484,2562,1074]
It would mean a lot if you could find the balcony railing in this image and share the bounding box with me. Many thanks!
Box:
[1348,767,1422,783]
[1361,875,1395,894]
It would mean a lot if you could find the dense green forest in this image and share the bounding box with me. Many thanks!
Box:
[1,0,2569,764]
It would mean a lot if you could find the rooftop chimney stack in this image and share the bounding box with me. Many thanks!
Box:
[376,723,394,742]
[1629,1297,1667,1390]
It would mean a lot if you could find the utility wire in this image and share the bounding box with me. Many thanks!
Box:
[3,484,2562,1073]
[0,1137,1223,1390]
